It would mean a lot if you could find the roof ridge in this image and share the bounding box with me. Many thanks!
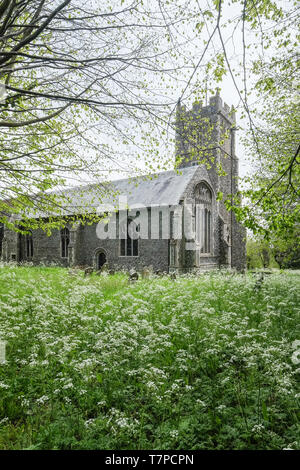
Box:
[62,166,195,194]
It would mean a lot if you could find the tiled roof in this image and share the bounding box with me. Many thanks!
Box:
[32,166,199,217]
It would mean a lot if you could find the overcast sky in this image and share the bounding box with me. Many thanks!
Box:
[59,0,294,189]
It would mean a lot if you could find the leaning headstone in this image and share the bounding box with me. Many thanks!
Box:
[101,263,109,274]
[84,267,93,277]
[129,269,139,283]
[142,267,150,279]
[68,269,78,277]
[254,272,264,291]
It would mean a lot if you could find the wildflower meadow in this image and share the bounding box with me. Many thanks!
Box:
[0,265,299,450]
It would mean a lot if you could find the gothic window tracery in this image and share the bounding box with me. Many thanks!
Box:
[194,182,212,254]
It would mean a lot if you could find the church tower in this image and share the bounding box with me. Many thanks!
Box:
[175,91,246,270]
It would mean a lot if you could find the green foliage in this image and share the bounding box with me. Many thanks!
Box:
[271,235,300,270]
[247,235,300,270]
[239,48,299,239]
[247,238,277,269]
[0,265,299,450]
[0,0,298,241]
[1,1,199,232]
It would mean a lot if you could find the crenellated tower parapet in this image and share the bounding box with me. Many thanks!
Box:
[175,91,245,270]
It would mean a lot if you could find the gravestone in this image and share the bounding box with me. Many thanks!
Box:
[84,267,93,277]
[101,263,109,274]
[142,267,150,279]
[129,269,139,283]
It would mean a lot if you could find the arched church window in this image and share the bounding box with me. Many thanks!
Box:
[120,216,139,257]
[26,231,34,258]
[194,182,212,254]
[61,227,70,258]
[194,182,212,204]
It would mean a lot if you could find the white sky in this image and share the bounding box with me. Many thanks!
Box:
[53,0,296,189]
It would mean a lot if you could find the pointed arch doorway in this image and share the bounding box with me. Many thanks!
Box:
[94,248,107,271]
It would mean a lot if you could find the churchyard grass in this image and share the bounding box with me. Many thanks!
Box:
[0,264,299,450]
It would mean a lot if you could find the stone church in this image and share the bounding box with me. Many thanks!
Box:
[0,93,246,272]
